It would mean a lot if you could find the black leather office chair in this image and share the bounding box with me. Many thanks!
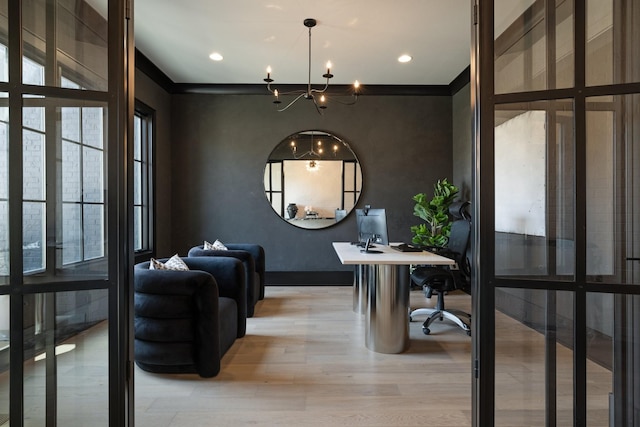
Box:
[409,201,472,336]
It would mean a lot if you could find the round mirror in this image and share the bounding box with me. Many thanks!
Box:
[264,130,363,229]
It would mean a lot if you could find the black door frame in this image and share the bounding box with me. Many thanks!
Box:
[472,0,640,425]
[3,1,134,425]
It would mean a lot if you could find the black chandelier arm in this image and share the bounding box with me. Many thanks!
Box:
[276,92,308,112]
[270,88,308,97]
[326,93,359,106]
[292,150,321,160]
[309,79,330,94]
[265,81,307,97]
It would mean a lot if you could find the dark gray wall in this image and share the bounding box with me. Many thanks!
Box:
[168,93,453,273]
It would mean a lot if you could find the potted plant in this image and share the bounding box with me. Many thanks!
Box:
[410,178,459,248]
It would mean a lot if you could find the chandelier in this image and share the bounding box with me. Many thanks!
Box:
[264,18,360,114]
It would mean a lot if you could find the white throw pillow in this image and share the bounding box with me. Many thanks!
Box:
[149,254,189,271]
[204,239,228,251]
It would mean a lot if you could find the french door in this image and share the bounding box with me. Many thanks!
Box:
[0,0,133,425]
[472,0,640,425]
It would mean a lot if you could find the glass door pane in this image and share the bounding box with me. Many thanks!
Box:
[22,290,108,426]
[21,97,109,284]
[494,0,575,94]
[494,100,575,281]
[586,0,640,86]
[586,94,640,285]
[495,288,574,426]
[22,0,108,91]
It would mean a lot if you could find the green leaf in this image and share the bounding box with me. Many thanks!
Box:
[409,178,460,248]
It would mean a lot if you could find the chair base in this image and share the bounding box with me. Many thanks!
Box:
[409,307,471,336]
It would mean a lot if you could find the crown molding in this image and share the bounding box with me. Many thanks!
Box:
[449,66,471,95]
[173,83,452,96]
[135,50,174,93]
[136,49,471,97]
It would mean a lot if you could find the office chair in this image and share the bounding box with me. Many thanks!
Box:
[409,201,472,336]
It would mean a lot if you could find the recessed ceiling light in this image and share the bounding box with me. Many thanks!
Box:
[209,52,223,61]
[398,54,412,63]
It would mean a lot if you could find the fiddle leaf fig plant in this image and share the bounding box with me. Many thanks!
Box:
[410,178,459,248]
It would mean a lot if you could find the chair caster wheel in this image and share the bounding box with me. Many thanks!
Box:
[466,330,471,336]
[422,327,431,335]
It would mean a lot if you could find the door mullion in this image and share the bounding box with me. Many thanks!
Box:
[573,290,587,426]
[7,0,24,424]
[44,293,56,427]
[573,0,587,421]
[545,290,558,427]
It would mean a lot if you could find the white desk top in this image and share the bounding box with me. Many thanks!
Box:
[332,242,456,266]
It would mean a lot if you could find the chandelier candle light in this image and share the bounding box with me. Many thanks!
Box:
[289,131,340,172]
[264,18,360,114]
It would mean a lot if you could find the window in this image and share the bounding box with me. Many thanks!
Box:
[22,57,47,272]
[133,103,154,257]
[60,76,106,266]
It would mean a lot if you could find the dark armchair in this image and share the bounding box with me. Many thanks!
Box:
[224,243,265,300]
[188,243,266,317]
[134,256,246,377]
[409,201,472,336]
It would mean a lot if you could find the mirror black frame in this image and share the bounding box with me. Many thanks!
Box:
[264,130,363,229]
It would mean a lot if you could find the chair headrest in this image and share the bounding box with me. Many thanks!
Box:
[449,201,470,220]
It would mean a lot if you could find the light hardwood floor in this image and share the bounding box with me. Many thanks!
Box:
[4,285,614,426]
[135,286,474,427]
[134,285,613,427]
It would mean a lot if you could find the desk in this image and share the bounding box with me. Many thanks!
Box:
[332,242,455,353]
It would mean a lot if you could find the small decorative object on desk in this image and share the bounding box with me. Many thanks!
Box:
[286,203,298,219]
[304,206,318,218]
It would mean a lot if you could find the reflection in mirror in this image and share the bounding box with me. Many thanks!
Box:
[264,130,362,229]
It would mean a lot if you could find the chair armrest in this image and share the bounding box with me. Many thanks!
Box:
[224,243,265,274]
[188,246,259,314]
[182,256,247,337]
[410,265,454,288]
[225,244,265,299]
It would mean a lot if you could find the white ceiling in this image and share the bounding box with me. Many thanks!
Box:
[132,0,472,87]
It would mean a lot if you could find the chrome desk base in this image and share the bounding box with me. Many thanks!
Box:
[365,264,410,354]
[352,265,369,314]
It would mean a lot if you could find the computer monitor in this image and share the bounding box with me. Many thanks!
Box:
[356,207,389,245]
